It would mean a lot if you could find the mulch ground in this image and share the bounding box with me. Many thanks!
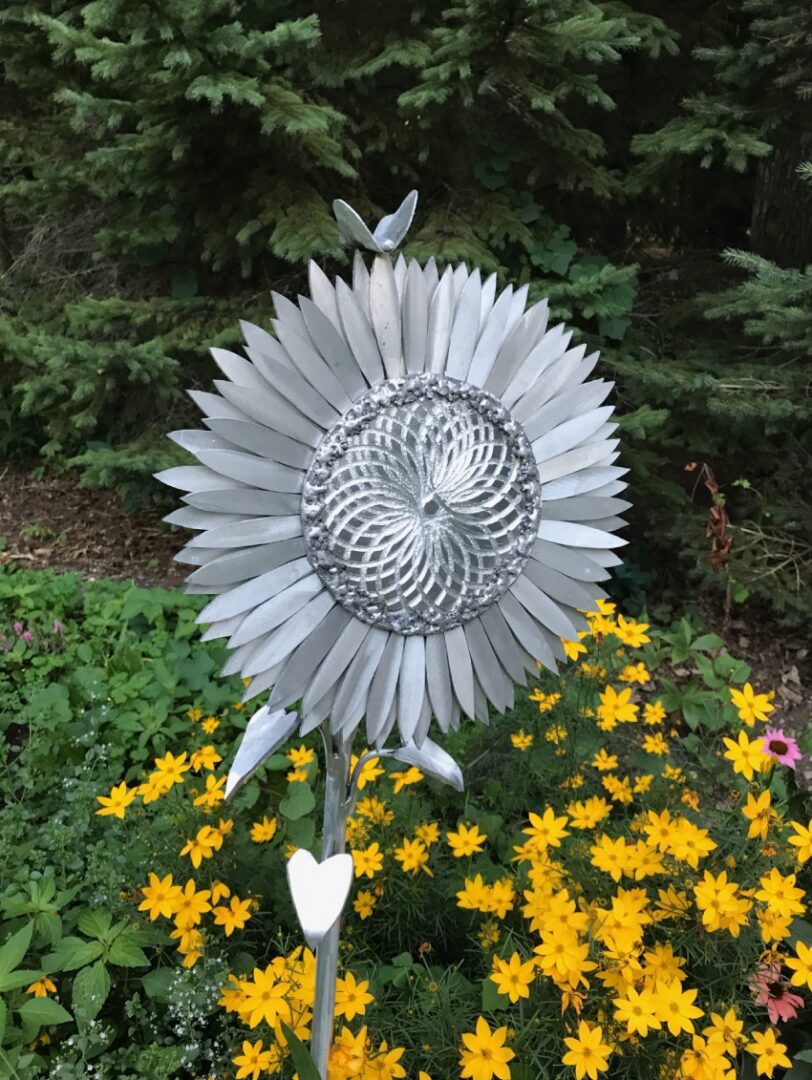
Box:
[1,461,808,783]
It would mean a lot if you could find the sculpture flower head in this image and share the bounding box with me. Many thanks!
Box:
[159,192,628,757]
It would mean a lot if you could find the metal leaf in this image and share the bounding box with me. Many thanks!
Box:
[388,737,464,791]
[225,705,299,799]
[333,199,381,252]
[371,189,418,249]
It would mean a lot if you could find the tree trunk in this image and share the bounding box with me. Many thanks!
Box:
[750,129,812,268]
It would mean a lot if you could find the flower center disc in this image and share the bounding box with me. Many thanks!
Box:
[302,374,541,634]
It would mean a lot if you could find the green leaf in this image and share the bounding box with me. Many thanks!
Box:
[0,997,6,1042]
[481,976,510,1011]
[0,922,33,976]
[692,633,724,651]
[77,910,113,941]
[18,996,72,1028]
[141,967,175,1002]
[793,1051,812,1064]
[107,931,149,967]
[72,960,110,1025]
[43,936,105,972]
[279,1022,321,1080]
[279,782,315,821]
[0,968,44,993]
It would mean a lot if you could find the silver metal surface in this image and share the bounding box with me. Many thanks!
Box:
[302,374,540,635]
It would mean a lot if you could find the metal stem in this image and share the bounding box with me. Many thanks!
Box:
[310,727,352,1077]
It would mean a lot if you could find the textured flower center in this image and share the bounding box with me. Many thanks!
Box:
[302,374,540,633]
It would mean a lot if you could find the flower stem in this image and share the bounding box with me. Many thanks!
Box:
[309,726,352,1077]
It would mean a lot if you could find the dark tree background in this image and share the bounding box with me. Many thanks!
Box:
[1,0,810,621]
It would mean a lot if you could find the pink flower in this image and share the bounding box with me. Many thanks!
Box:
[12,622,23,635]
[751,962,804,1024]
[762,727,802,770]
[53,620,63,634]
[21,631,33,644]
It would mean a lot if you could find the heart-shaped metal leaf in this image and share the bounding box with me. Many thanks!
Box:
[286,849,354,949]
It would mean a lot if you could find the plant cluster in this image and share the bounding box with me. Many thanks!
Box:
[0,564,810,1078]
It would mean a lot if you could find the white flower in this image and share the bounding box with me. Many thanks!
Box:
[159,195,628,758]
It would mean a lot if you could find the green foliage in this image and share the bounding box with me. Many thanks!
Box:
[1,566,810,1077]
[0,0,810,623]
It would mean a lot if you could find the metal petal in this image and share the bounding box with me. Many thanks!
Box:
[168,430,235,455]
[198,556,313,623]
[200,613,244,642]
[463,618,512,712]
[478,273,498,333]
[444,625,475,720]
[225,706,299,799]
[445,269,482,380]
[466,285,515,386]
[210,347,269,394]
[402,260,429,374]
[330,627,389,734]
[425,632,453,733]
[335,278,385,386]
[571,546,623,567]
[155,465,238,492]
[302,618,371,716]
[388,738,464,791]
[244,346,338,430]
[193,449,304,493]
[229,574,324,647]
[484,297,549,399]
[479,604,528,685]
[531,538,612,583]
[216,380,323,447]
[396,634,426,744]
[187,538,306,586]
[425,267,454,374]
[182,488,300,516]
[273,319,352,414]
[523,380,613,444]
[242,591,336,677]
[537,519,628,550]
[536,440,620,485]
[189,389,252,423]
[366,634,406,745]
[269,607,352,710]
[185,516,301,550]
[531,406,615,464]
[497,592,557,672]
[298,297,368,401]
[369,255,403,377]
[540,495,631,522]
[204,419,313,469]
[239,320,279,357]
[511,574,580,640]
[522,559,605,610]
[164,507,242,530]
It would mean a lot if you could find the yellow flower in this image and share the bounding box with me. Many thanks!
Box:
[613,986,661,1036]
[240,964,293,1029]
[693,870,751,937]
[353,842,384,879]
[592,750,618,772]
[729,682,774,726]
[365,1041,406,1080]
[137,772,171,803]
[788,818,812,864]
[459,1016,515,1080]
[287,767,309,783]
[211,879,231,904]
[562,1020,612,1080]
[328,1025,367,1078]
[447,823,488,857]
[722,730,767,781]
[641,733,669,756]
[356,797,394,825]
[511,730,534,751]
[642,701,666,725]
[180,825,219,868]
[95,781,137,820]
[353,889,377,919]
[703,1008,743,1055]
[334,971,374,1020]
[213,895,252,936]
[201,716,219,734]
[566,796,612,830]
[456,874,492,912]
[138,872,181,921]
[173,879,212,929]
[250,816,278,843]
[742,789,772,840]
[786,940,812,991]
[193,773,226,809]
[522,808,569,851]
[619,662,650,684]
[286,743,315,768]
[490,952,536,1003]
[153,751,190,786]
[395,837,432,875]
[562,637,588,661]
[26,976,56,997]
[745,1028,790,1078]
[416,821,440,846]
[486,878,515,919]
[186,707,203,722]
[233,1038,273,1080]
[597,685,638,729]
[189,745,222,773]
[613,614,651,647]
[755,868,805,919]
[391,766,423,793]
[350,751,385,789]
[654,979,703,1035]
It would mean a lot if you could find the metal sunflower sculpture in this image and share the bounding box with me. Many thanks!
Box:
[159,191,629,1075]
